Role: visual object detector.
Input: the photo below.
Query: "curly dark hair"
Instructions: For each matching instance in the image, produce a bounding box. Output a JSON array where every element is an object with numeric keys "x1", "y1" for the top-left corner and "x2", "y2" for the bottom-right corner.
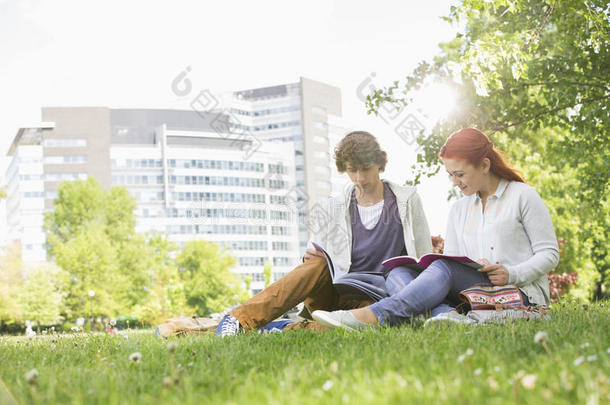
[{"x1": 334, "y1": 131, "x2": 387, "y2": 173}]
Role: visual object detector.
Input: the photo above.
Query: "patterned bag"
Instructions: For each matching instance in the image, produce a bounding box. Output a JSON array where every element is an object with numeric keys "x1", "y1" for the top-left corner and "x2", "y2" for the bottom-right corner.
[{"x1": 457, "y1": 284, "x2": 524, "y2": 313}]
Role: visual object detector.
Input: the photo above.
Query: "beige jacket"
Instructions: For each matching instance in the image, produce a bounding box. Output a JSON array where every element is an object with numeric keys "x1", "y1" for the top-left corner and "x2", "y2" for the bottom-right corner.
[{"x1": 310, "y1": 180, "x2": 433, "y2": 276}]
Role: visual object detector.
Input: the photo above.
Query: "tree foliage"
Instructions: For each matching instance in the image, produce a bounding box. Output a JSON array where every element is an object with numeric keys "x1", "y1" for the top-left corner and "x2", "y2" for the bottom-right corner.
[
  {"x1": 367, "y1": 0, "x2": 609, "y2": 299},
  {"x1": 0, "y1": 244, "x2": 25, "y2": 325},
  {"x1": 133, "y1": 234, "x2": 192, "y2": 325},
  {"x1": 19, "y1": 264, "x2": 65, "y2": 331},
  {"x1": 44, "y1": 179, "x2": 145, "y2": 319},
  {"x1": 176, "y1": 240, "x2": 246, "y2": 316}
]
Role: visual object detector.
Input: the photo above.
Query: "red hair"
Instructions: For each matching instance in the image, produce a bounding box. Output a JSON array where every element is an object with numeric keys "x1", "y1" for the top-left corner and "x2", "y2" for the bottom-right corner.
[{"x1": 439, "y1": 128, "x2": 525, "y2": 183}]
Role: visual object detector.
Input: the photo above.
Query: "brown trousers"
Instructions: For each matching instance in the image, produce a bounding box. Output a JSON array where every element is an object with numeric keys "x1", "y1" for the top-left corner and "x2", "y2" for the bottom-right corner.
[{"x1": 230, "y1": 256, "x2": 373, "y2": 329}]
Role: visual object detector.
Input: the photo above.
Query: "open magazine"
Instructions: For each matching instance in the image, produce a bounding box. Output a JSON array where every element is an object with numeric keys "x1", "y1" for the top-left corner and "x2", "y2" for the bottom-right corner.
[
  {"x1": 311, "y1": 242, "x2": 389, "y2": 302},
  {"x1": 382, "y1": 254, "x2": 482, "y2": 271}
]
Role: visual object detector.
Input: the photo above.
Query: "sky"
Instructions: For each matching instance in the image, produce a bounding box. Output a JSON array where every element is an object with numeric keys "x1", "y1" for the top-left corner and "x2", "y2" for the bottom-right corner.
[{"x1": 0, "y1": 0, "x2": 460, "y2": 236}]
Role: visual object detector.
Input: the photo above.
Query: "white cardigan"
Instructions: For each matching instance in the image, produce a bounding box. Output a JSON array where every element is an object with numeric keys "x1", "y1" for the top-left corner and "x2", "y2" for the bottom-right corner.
[
  {"x1": 444, "y1": 179, "x2": 559, "y2": 305},
  {"x1": 310, "y1": 180, "x2": 433, "y2": 276}
]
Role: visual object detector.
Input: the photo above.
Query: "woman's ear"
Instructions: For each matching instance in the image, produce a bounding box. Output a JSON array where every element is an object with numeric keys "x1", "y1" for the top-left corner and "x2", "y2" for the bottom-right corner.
[{"x1": 480, "y1": 158, "x2": 491, "y2": 174}]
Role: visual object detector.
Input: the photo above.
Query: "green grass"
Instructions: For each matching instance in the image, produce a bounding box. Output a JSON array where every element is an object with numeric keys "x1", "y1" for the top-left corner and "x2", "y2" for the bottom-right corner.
[{"x1": 1, "y1": 303, "x2": 609, "y2": 405}]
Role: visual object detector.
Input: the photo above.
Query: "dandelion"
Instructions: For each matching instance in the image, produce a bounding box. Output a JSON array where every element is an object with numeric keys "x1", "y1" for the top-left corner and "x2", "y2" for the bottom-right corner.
[
  {"x1": 573, "y1": 356, "x2": 585, "y2": 366},
  {"x1": 535, "y1": 331, "x2": 552, "y2": 355},
  {"x1": 474, "y1": 368, "x2": 482, "y2": 376},
  {"x1": 167, "y1": 341, "x2": 179, "y2": 353},
  {"x1": 322, "y1": 380, "x2": 334, "y2": 391},
  {"x1": 586, "y1": 355, "x2": 598, "y2": 362},
  {"x1": 521, "y1": 374, "x2": 537, "y2": 389},
  {"x1": 129, "y1": 352, "x2": 142, "y2": 364},
  {"x1": 162, "y1": 376, "x2": 173, "y2": 388},
  {"x1": 24, "y1": 369, "x2": 38, "y2": 385},
  {"x1": 534, "y1": 331, "x2": 548, "y2": 344},
  {"x1": 487, "y1": 376, "x2": 499, "y2": 390}
]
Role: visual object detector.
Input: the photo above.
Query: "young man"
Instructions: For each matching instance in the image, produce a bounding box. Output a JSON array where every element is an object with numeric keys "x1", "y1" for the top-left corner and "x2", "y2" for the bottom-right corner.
[{"x1": 216, "y1": 131, "x2": 433, "y2": 336}]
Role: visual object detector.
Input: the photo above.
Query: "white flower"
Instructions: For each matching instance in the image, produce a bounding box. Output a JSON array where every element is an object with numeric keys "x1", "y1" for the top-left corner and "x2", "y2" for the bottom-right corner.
[
  {"x1": 607, "y1": 348, "x2": 610, "y2": 354},
  {"x1": 521, "y1": 374, "x2": 537, "y2": 389},
  {"x1": 330, "y1": 362, "x2": 339, "y2": 373},
  {"x1": 534, "y1": 331, "x2": 548, "y2": 344},
  {"x1": 580, "y1": 342, "x2": 590, "y2": 349},
  {"x1": 162, "y1": 376, "x2": 173, "y2": 388},
  {"x1": 322, "y1": 380, "x2": 334, "y2": 391},
  {"x1": 487, "y1": 376, "x2": 499, "y2": 390},
  {"x1": 129, "y1": 352, "x2": 142, "y2": 363},
  {"x1": 573, "y1": 356, "x2": 585, "y2": 366},
  {"x1": 494, "y1": 366, "x2": 501, "y2": 372},
  {"x1": 474, "y1": 368, "x2": 482, "y2": 376},
  {"x1": 25, "y1": 369, "x2": 38, "y2": 384},
  {"x1": 586, "y1": 355, "x2": 598, "y2": 362},
  {"x1": 50, "y1": 344, "x2": 56, "y2": 350},
  {"x1": 167, "y1": 341, "x2": 179, "y2": 353},
  {"x1": 465, "y1": 348, "x2": 474, "y2": 356},
  {"x1": 88, "y1": 290, "x2": 95, "y2": 297},
  {"x1": 457, "y1": 354, "x2": 466, "y2": 363}
]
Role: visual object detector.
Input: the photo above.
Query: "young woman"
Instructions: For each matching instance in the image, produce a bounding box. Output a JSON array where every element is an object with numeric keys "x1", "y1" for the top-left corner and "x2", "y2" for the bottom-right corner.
[{"x1": 313, "y1": 128, "x2": 560, "y2": 329}]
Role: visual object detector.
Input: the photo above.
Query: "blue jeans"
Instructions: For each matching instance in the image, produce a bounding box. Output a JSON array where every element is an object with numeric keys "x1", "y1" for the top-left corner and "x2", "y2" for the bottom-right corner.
[
  {"x1": 385, "y1": 266, "x2": 454, "y2": 319},
  {"x1": 372, "y1": 259, "x2": 494, "y2": 326}
]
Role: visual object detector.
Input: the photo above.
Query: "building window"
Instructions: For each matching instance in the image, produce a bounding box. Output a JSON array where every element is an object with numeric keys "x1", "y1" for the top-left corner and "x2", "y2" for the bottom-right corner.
[{"x1": 43, "y1": 139, "x2": 87, "y2": 148}]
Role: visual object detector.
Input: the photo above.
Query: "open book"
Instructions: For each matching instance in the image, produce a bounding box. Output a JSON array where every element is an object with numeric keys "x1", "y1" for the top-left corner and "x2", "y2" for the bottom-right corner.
[
  {"x1": 311, "y1": 242, "x2": 389, "y2": 302},
  {"x1": 382, "y1": 254, "x2": 482, "y2": 271}
]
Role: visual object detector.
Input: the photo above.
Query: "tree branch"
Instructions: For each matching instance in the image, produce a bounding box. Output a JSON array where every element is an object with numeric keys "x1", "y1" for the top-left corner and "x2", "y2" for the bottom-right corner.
[
  {"x1": 503, "y1": 81, "x2": 610, "y2": 92},
  {"x1": 488, "y1": 93, "x2": 610, "y2": 133}
]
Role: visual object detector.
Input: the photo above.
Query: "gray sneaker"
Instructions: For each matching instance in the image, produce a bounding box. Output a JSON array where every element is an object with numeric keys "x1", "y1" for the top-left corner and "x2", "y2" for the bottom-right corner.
[
  {"x1": 312, "y1": 310, "x2": 376, "y2": 331},
  {"x1": 424, "y1": 312, "x2": 476, "y2": 327}
]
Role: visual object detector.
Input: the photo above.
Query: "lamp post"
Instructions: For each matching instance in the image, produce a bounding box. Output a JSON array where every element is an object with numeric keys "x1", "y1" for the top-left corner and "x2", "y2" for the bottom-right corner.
[{"x1": 88, "y1": 290, "x2": 95, "y2": 331}]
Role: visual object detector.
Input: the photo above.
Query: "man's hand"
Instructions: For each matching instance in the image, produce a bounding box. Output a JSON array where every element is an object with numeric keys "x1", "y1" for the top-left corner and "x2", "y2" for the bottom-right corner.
[
  {"x1": 303, "y1": 249, "x2": 325, "y2": 261},
  {"x1": 479, "y1": 263, "x2": 509, "y2": 286}
]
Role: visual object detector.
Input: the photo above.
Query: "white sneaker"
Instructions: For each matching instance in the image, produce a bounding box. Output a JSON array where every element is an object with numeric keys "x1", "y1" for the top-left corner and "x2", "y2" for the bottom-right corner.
[
  {"x1": 424, "y1": 312, "x2": 476, "y2": 327},
  {"x1": 312, "y1": 310, "x2": 376, "y2": 331}
]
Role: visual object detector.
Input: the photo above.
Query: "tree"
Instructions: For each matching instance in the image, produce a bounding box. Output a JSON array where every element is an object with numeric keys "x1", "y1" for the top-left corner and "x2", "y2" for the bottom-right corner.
[
  {"x1": 0, "y1": 244, "x2": 25, "y2": 326},
  {"x1": 133, "y1": 234, "x2": 192, "y2": 325},
  {"x1": 19, "y1": 264, "x2": 65, "y2": 332},
  {"x1": 54, "y1": 224, "x2": 126, "y2": 319},
  {"x1": 44, "y1": 178, "x2": 152, "y2": 320},
  {"x1": 176, "y1": 240, "x2": 247, "y2": 316},
  {"x1": 366, "y1": 0, "x2": 609, "y2": 299},
  {"x1": 263, "y1": 262, "x2": 273, "y2": 288}
]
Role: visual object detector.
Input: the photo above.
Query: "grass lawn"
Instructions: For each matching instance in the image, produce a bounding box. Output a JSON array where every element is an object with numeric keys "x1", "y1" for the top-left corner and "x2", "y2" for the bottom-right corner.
[{"x1": 0, "y1": 302, "x2": 608, "y2": 405}]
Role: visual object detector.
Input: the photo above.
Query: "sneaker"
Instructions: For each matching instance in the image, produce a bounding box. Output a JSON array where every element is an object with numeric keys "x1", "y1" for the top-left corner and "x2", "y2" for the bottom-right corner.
[
  {"x1": 424, "y1": 311, "x2": 476, "y2": 327},
  {"x1": 311, "y1": 310, "x2": 376, "y2": 331},
  {"x1": 215, "y1": 315, "x2": 243, "y2": 337}
]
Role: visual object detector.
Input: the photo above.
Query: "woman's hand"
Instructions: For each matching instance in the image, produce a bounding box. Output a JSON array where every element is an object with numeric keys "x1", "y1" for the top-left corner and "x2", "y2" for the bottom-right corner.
[{"x1": 479, "y1": 263, "x2": 509, "y2": 286}]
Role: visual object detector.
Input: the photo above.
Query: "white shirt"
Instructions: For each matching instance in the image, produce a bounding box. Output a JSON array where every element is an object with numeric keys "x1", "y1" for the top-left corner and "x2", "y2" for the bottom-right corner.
[
  {"x1": 357, "y1": 200, "x2": 385, "y2": 230},
  {"x1": 444, "y1": 179, "x2": 559, "y2": 305}
]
